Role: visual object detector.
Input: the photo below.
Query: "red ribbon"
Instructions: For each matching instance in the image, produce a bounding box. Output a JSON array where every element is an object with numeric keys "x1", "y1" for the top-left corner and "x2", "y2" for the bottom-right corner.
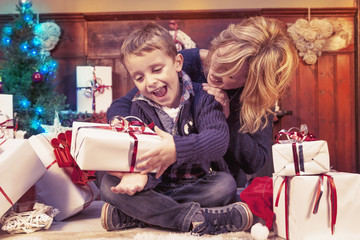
[
  {"x1": 46, "y1": 160, "x2": 57, "y2": 170},
  {"x1": 74, "y1": 118, "x2": 156, "y2": 173},
  {"x1": 0, "y1": 119, "x2": 13, "y2": 139},
  {"x1": 49, "y1": 131, "x2": 96, "y2": 185},
  {"x1": 313, "y1": 174, "x2": 337, "y2": 234},
  {"x1": 275, "y1": 176, "x2": 290, "y2": 240},
  {"x1": 275, "y1": 128, "x2": 317, "y2": 144},
  {"x1": 0, "y1": 138, "x2": 7, "y2": 146},
  {"x1": 275, "y1": 174, "x2": 338, "y2": 240},
  {"x1": 275, "y1": 128, "x2": 317, "y2": 175},
  {"x1": 41, "y1": 134, "x2": 96, "y2": 211},
  {"x1": 0, "y1": 187, "x2": 13, "y2": 205},
  {"x1": 291, "y1": 142, "x2": 300, "y2": 175}
]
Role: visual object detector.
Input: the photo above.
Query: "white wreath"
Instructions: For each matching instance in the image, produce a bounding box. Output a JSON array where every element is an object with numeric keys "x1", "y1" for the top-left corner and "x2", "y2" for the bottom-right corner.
[
  {"x1": 34, "y1": 21, "x2": 61, "y2": 56},
  {"x1": 169, "y1": 30, "x2": 196, "y2": 51},
  {"x1": 287, "y1": 18, "x2": 334, "y2": 65}
]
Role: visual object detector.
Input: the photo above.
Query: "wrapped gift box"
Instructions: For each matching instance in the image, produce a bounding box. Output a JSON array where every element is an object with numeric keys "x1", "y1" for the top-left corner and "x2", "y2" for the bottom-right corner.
[
  {"x1": 272, "y1": 140, "x2": 330, "y2": 176},
  {"x1": 0, "y1": 139, "x2": 46, "y2": 217},
  {"x1": 70, "y1": 121, "x2": 161, "y2": 172},
  {"x1": 0, "y1": 94, "x2": 14, "y2": 139},
  {"x1": 28, "y1": 133, "x2": 99, "y2": 221},
  {"x1": 273, "y1": 172, "x2": 360, "y2": 240},
  {"x1": 76, "y1": 66, "x2": 112, "y2": 113}
]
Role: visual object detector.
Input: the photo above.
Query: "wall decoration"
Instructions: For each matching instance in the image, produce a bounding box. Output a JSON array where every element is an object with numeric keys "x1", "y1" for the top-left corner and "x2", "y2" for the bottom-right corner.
[{"x1": 287, "y1": 8, "x2": 351, "y2": 65}]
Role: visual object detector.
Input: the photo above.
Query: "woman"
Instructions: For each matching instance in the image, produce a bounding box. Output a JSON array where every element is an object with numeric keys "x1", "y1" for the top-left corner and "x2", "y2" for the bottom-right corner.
[{"x1": 106, "y1": 16, "x2": 298, "y2": 187}]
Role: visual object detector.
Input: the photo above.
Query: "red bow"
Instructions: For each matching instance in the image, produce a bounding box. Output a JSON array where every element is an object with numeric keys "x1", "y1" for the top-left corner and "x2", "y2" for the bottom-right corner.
[
  {"x1": 51, "y1": 130, "x2": 96, "y2": 185},
  {"x1": 275, "y1": 126, "x2": 317, "y2": 175}
]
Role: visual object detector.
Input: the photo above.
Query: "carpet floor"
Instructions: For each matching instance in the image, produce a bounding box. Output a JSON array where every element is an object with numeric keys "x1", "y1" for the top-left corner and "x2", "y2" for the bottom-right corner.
[{"x1": 0, "y1": 201, "x2": 282, "y2": 240}]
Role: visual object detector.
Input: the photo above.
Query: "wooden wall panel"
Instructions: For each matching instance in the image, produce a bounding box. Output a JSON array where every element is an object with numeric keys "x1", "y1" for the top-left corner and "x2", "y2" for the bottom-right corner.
[
  {"x1": 318, "y1": 55, "x2": 336, "y2": 169},
  {"x1": 298, "y1": 63, "x2": 318, "y2": 134},
  {"x1": 52, "y1": 21, "x2": 86, "y2": 58},
  {"x1": 335, "y1": 54, "x2": 356, "y2": 171}
]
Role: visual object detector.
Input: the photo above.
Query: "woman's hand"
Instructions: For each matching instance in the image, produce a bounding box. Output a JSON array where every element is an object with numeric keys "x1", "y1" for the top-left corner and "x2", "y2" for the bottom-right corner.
[
  {"x1": 137, "y1": 126, "x2": 176, "y2": 178},
  {"x1": 202, "y1": 83, "x2": 230, "y2": 118}
]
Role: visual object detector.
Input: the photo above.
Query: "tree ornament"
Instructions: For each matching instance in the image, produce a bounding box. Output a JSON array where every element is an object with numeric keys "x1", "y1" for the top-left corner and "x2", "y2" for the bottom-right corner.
[
  {"x1": 32, "y1": 71, "x2": 43, "y2": 83},
  {"x1": 19, "y1": 0, "x2": 32, "y2": 8}
]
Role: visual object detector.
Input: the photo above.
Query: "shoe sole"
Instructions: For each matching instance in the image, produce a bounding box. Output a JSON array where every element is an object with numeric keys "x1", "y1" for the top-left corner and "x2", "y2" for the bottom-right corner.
[
  {"x1": 235, "y1": 202, "x2": 254, "y2": 231},
  {"x1": 101, "y1": 203, "x2": 110, "y2": 231}
]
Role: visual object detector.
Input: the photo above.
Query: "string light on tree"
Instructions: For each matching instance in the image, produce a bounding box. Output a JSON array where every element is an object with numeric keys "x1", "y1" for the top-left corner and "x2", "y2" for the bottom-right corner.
[{"x1": 0, "y1": 0, "x2": 66, "y2": 137}]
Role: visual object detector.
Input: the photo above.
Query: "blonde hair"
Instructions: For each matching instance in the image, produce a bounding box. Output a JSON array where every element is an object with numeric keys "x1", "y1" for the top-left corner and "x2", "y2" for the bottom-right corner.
[
  {"x1": 208, "y1": 16, "x2": 299, "y2": 134},
  {"x1": 119, "y1": 22, "x2": 178, "y2": 65}
]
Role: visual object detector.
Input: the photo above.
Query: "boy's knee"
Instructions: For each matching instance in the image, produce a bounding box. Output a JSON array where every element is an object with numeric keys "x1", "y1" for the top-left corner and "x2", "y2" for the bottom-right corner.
[
  {"x1": 99, "y1": 174, "x2": 117, "y2": 202},
  {"x1": 207, "y1": 172, "x2": 237, "y2": 205}
]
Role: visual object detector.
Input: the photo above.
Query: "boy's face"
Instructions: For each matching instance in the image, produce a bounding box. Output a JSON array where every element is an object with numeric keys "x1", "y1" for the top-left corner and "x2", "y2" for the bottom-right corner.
[{"x1": 125, "y1": 49, "x2": 183, "y2": 108}]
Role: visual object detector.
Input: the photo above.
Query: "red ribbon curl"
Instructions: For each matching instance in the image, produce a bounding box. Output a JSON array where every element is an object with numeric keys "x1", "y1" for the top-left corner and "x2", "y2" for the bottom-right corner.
[{"x1": 51, "y1": 130, "x2": 96, "y2": 185}]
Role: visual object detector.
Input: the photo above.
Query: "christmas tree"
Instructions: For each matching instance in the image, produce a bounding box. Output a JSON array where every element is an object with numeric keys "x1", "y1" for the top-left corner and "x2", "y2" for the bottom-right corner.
[{"x1": 0, "y1": 0, "x2": 67, "y2": 137}]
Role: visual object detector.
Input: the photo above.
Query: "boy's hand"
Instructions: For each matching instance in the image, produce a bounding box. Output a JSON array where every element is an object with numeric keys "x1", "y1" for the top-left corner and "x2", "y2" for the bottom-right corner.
[
  {"x1": 202, "y1": 83, "x2": 230, "y2": 118},
  {"x1": 110, "y1": 173, "x2": 148, "y2": 196},
  {"x1": 137, "y1": 126, "x2": 176, "y2": 178}
]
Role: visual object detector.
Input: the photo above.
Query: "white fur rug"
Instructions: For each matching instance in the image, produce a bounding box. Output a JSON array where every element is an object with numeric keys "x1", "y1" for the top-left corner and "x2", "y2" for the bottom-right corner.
[{"x1": 84, "y1": 231, "x2": 257, "y2": 240}]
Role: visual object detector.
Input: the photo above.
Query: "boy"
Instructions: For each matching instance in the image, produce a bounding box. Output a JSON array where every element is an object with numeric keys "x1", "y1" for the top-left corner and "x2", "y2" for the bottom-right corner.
[{"x1": 100, "y1": 23, "x2": 253, "y2": 235}]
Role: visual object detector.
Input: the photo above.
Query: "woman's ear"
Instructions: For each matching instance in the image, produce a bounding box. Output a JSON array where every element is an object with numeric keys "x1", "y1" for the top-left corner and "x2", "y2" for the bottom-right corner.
[{"x1": 175, "y1": 53, "x2": 184, "y2": 72}]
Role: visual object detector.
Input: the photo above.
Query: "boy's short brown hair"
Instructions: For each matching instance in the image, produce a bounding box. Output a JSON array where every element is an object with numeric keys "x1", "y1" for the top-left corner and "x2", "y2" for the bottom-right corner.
[{"x1": 119, "y1": 23, "x2": 177, "y2": 65}]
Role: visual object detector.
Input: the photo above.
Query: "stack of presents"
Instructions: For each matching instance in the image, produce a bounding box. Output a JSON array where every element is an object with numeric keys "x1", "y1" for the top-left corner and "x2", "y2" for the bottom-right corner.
[
  {"x1": 0, "y1": 66, "x2": 116, "y2": 233},
  {"x1": 270, "y1": 126, "x2": 360, "y2": 240},
  {"x1": 0, "y1": 110, "x2": 161, "y2": 234}
]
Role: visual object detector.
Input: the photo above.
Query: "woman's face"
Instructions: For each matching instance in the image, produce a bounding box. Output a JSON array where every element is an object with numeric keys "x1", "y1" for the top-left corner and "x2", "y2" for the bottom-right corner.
[{"x1": 206, "y1": 44, "x2": 248, "y2": 90}]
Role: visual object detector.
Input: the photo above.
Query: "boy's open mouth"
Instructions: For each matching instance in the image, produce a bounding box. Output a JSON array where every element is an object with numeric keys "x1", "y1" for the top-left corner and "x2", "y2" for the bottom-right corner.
[{"x1": 152, "y1": 86, "x2": 167, "y2": 98}]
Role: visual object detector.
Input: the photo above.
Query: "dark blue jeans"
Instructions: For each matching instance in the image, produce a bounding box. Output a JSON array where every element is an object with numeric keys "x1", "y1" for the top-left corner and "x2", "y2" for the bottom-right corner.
[{"x1": 100, "y1": 171, "x2": 237, "y2": 232}]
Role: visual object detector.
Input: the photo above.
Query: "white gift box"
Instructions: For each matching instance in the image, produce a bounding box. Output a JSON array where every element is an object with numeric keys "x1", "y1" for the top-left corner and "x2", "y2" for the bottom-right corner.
[
  {"x1": 28, "y1": 133, "x2": 99, "y2": 221},
  {"x1": 273, "y1": 172, "x2": 360, "y2": 240},
  {"x1": 70, "y1": 121, "x2": 161, "y2": 172},
  {"x1": 272, "y1": 140, "x2": 330, "y2": 176},
  {"x1": 0, "y1": 139, "x2": 46, "y2": 217},
  {"x1": 76, "y1": 66, "x2": 112, "y2": 113},
  {"x1": 0, "y1": 94, "x2": 14, "y2": 139}
]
